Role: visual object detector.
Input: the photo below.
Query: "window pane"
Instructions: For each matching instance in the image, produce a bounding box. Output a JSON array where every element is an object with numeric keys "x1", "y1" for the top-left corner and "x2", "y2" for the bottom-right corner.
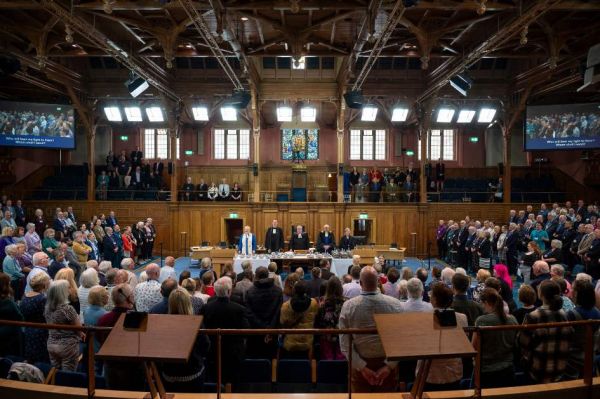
[
  {"x1": 156, "y1": 129, "x2": 168, "y2": 159},
  {"x1": 239, "y1": 129, "x2": 250, "y2": 159},
  {"x1": 144, "y1": 129, "x2": 155, "y2": 158},
  {"x1": 430, "y1": 129, "x2": 441, "y2": 160},
  {"x1": 176, "y1": 137, "x2": 180, "y2": 160},
  {"x1": 375, "y1": 129, "x2": 386, "y2": 160},
  {"x1": 214, "y1": 129, "x2": 225, "y2": 159},
  {"x1": 418, "y1": 139, "x2": 421, "y2": 160},
  {"x1": 226, "y1": 129, "x2": 238, "y2": 159},
  {"x1": 362, "y1": 130, "x2": 373, "y2": 160},
  {"x1": 443, "y1": 129, "x2": 454, "y2": 160},
  {"x1": 349, "y1": 130, "x2": 361, "y2": 160}
]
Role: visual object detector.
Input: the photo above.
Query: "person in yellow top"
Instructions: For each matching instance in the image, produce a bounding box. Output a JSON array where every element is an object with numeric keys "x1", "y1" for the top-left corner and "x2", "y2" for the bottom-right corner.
[
  {"x1": 72, "y1": 231, "x2": 92, "y2": 264},
  {"x1": 279, "y1": 280, "x2": 319, "y2": 356}
]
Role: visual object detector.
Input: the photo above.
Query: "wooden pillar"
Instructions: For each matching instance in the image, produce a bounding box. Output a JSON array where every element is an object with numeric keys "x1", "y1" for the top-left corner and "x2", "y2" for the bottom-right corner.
[
  {"x1": 419, "y1": 129, "x2": 428, "y2": 204},
  {"x1": 251, "y1": 86, "x2": 260, "y2": 203},
  {"x1": 502, "y1": 130, "x2": 511, "y2": 203},
  {"x1": 87, "y1": 126, "x2": 96, "y2": 202},
  {"x1": 337, "y1": 98, "x2": 345, "y2": 203},
  {"x1": 167, "y1": 103, "x2": 179, "y2": 203}
]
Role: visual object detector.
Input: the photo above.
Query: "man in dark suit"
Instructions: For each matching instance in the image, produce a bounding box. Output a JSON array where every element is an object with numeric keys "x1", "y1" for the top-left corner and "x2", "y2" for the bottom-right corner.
[
  {"x1": 456, "y1": 220, "x2": 469, "y2": 267},
  {"x1": 576, "y1": 200, "x2": 586, "y2": 218},
  {"x1": 316, "y1": 224, "x2": 335, "y2": 253},
  {"x1": 264, "y1": 219, "x2": 284, "y2": 252},
  {"x1": 153, "y1": 159, "x2": 164, "y2": 188},
  {"x1": 103, "y1": 227, "x2": 119, "y2": 268},
  {"x1": 319, "y1": 259, "x2": 334, "y2": 281},
  {"x1": 53, "y1": 211, "x2": 67, "y2": 240},
  {"x1": 130, "y1": 146, "x2": 143, "y2": 167},
  {"x1": 106, "y1": 211, "x2": 118, "y2": 228},
  {"x1": 338, "y1": 227, "x2": 356, "y2": 251},
  {"x1": 504, "y1": 223, "x2": 519, "y2": 275},
  {"x1": 197, "y1": 179, "x2": 208, "y2": 201},
  {"x1": 14, "y1": 200, "x2": 26, "y2": 227},
  {"x1": 289, "y1": 225, "x2": 309, "y2": 251},
  {"x1": 203, "y1": 276, "x2": 250, "y2": 384}
]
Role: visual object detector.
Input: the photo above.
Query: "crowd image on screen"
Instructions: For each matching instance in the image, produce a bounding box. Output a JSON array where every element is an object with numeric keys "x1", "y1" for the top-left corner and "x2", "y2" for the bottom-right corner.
[
  {"x1": 526, "y1": 111, "x2": 599, "y2": 140},
  {"x1": 0, "y1": 108, "x2": 74, "y2": 137}
]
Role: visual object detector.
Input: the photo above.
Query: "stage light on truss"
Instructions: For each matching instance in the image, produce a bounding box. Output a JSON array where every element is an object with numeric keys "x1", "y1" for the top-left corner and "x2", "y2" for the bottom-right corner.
[
  {"x1": 145, "y1": 106, "x2": 164, "y2": 122},
  {"x1": 124, "y1": 106, "x2": 143, "y2": 122},
  {"x1": 478, "y1": 107, "x2": 497, "y2": 123},
  {"x1": 220, "y1": 106, "x2": 237, "y2": 121},
  {"x1": 391, "y1": 107, "x2": 409, "y2": 122},
  {"x1": 192, "y1": 106, "x2": 209, "y2": 121},
  {"x1": 276, "y1": 105, "x2": 293, "y2": 122},
  {"x1": 125, "y1": 73, "x2": 149, "y2": 98},
  {"x1": 103, "y1": 106, "x2": 122, "y2": 122},
  {"x1": 436, "y1": 108, "x2": 455, "y2": 123},
  {"x1": 361, "y1": 105, "x2": 378, "y2": 121},
  {"x1": 457, "y1": 109, "x2": 476, "y2": 123}
]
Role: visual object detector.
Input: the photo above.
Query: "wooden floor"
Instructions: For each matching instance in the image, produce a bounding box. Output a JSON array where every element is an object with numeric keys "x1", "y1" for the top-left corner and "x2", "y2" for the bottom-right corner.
[{"x1": 1, "y1": 378, "x2": 599, "y2": 399}]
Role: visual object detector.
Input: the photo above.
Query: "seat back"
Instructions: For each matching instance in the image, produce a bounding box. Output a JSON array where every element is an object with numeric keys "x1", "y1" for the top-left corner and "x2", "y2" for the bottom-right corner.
[
  {"x1": 54, "y1": 370, "x2": 106, "y2": 389},
  {"x1": 277, "y1": 359, "x2": 311, "y2": 383},
  {"x1": 239, "y1": 359, "x2": 272, "y2": 383},
  {"x1": 316, "y1": 360, "x2": 348, "y2": 384},
  {"x1": 0, "y1": 358, "x2": 13, "y2": 379}
]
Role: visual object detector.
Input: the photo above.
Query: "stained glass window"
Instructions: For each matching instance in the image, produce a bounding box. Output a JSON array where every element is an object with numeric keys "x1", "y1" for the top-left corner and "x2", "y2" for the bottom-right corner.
[{"x1": 281, "y1": 128, "x2": 319, "y2": 160}]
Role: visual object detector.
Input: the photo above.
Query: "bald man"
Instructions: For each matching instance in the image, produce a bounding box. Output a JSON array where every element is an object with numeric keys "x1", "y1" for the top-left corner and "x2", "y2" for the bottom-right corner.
[
  {"x1": 316, "y1": 224, "x2": 336, "y2": 254},
  {"x1": 159, "y1": 256, "x2": 177, "y2": 283},
  {"x1": 134, "y1": 263, "x2": 162, "y2": 312},
  {"x1": 339, "y1": 266, "x2": 403, "y2": 392},
  {"x1": 238, "y1": 225, "x2": 256, "y2": 256}
]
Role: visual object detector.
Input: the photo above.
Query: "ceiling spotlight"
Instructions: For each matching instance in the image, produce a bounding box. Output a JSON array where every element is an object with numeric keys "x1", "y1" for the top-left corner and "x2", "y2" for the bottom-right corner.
[
  {"x1": 145, "y1": 106, "x2": 164, "y2": 122},
  {"x1": 103, "y1": 106, "x2": 122, "y2": 122},
  {"x1": 220, "y1": 106, "x2": 237, "y2": 121},
  {"x1": 192, "y1": 106, "x2": 209, "y2": 121},
  {"x1": 103, "y1": 0, "x2": 115, "y2": 14},
  {"x1": 277, "y1": 106, "x2": 293, "y2": 122},
  {"x1": 361, "y1": 105, "x2": 378, "y2": 122},
  {"x1": 125, "y1": 72, "x2": 149, "y2": 98},
  {"x1": 65, "y1": 25, "x2": 73, "y2": 44},
  {"x1": 436, "y1": 108, "x2": 455, "y2": 123},
  {"x1": 520, "y1": 26, "x2": 528, "y2": 46},
  {"x1": 391, "y1": 107, "x2": 409, "y2": 122},
  {"x1": 478, "y1": 107, "x2": 497, "y2": 123},
  {"x1": 240, "y1": 17, "x2": 249, "y2": 21},
  {"x1": 300, "y1": 106, "x2": 316, "y2": 122}
]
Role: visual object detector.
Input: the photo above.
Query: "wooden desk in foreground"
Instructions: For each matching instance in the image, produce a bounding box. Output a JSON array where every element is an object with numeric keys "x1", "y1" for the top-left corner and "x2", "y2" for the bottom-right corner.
[{"x1": 374, "y1": 313, "x2": 476, "y2": 399}]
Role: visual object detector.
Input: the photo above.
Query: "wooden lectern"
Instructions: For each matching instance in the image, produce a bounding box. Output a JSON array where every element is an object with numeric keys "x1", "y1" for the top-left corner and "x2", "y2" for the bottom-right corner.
[
  {"x1": 97, "y1": 314, "x2": 202, "y2": 399},
  {"x1": 374, "y1": 313, "x2": 476, "y2": 399},
  {"x1": 209, "y1": 248, "x2": 237, "y2": 276}
]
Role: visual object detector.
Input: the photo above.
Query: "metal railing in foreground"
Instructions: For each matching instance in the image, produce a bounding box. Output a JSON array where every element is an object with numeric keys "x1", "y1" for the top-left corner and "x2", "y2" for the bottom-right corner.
[{"x1": 0, "y1": 319, "x2": 598, "y2": 399}]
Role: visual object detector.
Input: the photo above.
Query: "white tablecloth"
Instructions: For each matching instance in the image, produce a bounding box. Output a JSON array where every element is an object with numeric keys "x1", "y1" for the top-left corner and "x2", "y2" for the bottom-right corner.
[{"x1": 233, "y1": 256, "x2": 350, "y2": 277}]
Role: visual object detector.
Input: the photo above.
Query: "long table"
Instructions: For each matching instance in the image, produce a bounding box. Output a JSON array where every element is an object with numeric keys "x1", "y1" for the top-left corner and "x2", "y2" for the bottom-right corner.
[{"x1": 232, "y1": 256, "x2": 352, "y2": 277}]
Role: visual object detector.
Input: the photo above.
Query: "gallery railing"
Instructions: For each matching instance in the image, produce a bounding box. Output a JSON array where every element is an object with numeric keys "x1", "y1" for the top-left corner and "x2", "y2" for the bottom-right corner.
[{"x1": 0, "y1": 319, "x2": 598, "y2": 399}]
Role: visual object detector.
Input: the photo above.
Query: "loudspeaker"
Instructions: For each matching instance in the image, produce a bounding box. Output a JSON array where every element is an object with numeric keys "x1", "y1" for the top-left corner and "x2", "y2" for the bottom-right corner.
[
  {"x1": 253, "y1": 163, "x2": 258, "y2": 177},
  {"x1": 225, "y1": 90, "x2": 251, "y2": 109},
  {"x1": 498, "y1": 162, "x2": 504, "y2": 176},
  {"x1": 449, "y1": 73, "x2": 473, "y2": 97},
  {"x1": 344, "y1": 90, "x2": 364, "y2": 109},
  {"x1": 0, "y1": 55, "x2": 20, "y2": 78},
  {"x1": 168, "y1": 162, "x2": 173, "y2": 175},
  {"x1": 125, "y1": 75, "x2": 149, "y2": 98}
]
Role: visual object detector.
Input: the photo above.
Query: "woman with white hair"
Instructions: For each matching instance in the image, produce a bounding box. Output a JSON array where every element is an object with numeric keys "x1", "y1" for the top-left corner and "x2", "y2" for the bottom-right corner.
[
  {"x1": 441, "y1": 267, "x2": 455, "y2": 286},
  {"x1": 3, "y1": 244, "x2": 24, "y2": 299},
  {"x1": 44, "y1": 280, "x2": 83, "y2": 371},
  {"x1": 78, "y1": 268, "x2": 100, "y2": 319},
  {"x1": 543, "y1": 239, "x2": 563, "y2": 264},
  {"x1": 24, "y1": 223, "x2": 42, "y2": 256},
  {"x1": 19, "y1": 272, "x2": 50, "y2": 363}
]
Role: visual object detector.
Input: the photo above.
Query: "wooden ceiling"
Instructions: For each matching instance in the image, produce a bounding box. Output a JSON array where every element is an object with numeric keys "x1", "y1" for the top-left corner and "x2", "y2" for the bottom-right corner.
[{"x1": 0, "y1": 0, "x2": 599, "y2": 120}]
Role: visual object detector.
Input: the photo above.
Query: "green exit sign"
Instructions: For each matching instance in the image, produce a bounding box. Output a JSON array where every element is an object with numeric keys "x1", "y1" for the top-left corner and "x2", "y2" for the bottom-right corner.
[
  {"x1": 120, "y1": 136, "x2": 128, "y2": 141},
  {"x1": 185, "y1": 150, "x2": 193, "y2": 155},
  {"x1": 405, "y1": 150, "x2": 414, "y2": 156},
  {"x1": 469, "y1": 136, "x2": 479, "y2": 143},
  {"x1": 359, "y1": 213, "x2": 368, "y2": 219},
  {"x1": 229, "y1": 213, "x2": 238, "y2": 219}
]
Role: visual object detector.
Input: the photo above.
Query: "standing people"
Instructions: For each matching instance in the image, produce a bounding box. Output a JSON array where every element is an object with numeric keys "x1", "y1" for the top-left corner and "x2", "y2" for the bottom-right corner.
[{"x1": 264, "y1": 219, "x2": 284, "y2": 253}]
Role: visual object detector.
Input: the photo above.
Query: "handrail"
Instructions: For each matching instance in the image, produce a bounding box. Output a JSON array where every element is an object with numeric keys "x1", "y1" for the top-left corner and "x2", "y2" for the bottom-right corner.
[{"x1": 0, "y1": 318, "x2": 598, "y2": 399}]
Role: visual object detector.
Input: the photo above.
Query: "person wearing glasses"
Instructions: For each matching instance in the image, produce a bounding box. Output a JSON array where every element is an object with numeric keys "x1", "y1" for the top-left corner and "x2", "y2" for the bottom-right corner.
[{"x1": 25, "y1": 252, "x2": 51, "y2": 293}]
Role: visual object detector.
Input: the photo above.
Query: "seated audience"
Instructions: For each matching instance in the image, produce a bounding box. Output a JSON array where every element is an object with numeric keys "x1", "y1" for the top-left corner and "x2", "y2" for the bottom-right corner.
[
  {"x1": 382, "y1": 268, "x2": 400, "y2": 299},
  {"x1": 0, "y1": 272, "x2": 24, "y2": 357},
  {"x1": 519, "y1": 280, "x2": 574, "y2": 383},
  {"x1": 474, "y1": 288, "x2": 518, "y2": 388},
  {"x1": 159, "y1": 256, "x2": 177, "y2": 283},
  {"x1": 402, "y1": 278, "x2": 433, "y2": 312},
  {"x1": 44, "y1": 280, "x2": 83, "y2": 371},
  {"x1": 78, "y1": 268, "x2": 100, "y2": 319},
  {"x1": 451, "y1": 273, "x2": 483, "y2": 326},
  {"x1": 55, "y1": 267, "x2": 81, "y2": 314},
  {"x1": 472, "y1": 269, "x2": 491, "y2": 303},
  {"x1": 343, "y1": 265, "x2": 362, "y2": 299},
  {"x1": 134, "y1": 263, "x2": 162, "y2": 312},
  {"x1": 280, "y1": 280, "x2": 319, "y2": 357},
  {"x1": 149, "y1": 278, "x2": 179, "y2": 314}
]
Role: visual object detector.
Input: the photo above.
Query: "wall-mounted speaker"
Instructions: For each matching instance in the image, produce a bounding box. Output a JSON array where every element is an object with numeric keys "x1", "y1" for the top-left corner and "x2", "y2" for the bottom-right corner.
[
  {"x1": 168, "y1": 162, "x2": 173, "y2": 175},
  {"x1": 498, "y1": 162, "x2": 504, "y2": 176},
  {"x1": 343, "y1": 90, "x2": 364, "y2": 109},
  {"x1": 253, "y1": 163, "x2": 258, "y2": 177}
]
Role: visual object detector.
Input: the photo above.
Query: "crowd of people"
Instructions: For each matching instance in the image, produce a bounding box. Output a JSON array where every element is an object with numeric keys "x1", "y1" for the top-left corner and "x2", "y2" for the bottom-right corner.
[
  {"x1": 0, "y1": 108, "x2": 74, "y2": 137},
  {"x1": 181, "y1": 177, "x2": 243, "y2": 201},
  {"x1": 526, "y1": 111, "x2": 599, "y2": 139},
  {"x1": 97, "y1": 149, "x2": 165, "y2": 200}
]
